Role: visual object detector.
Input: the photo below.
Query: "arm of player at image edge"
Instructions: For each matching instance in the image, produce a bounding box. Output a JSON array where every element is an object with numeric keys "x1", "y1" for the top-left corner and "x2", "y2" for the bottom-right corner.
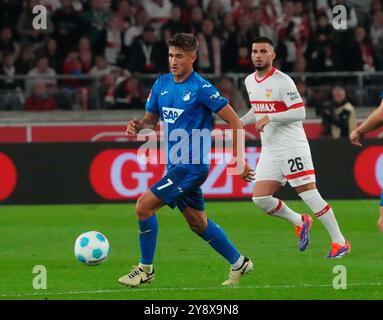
[
  {"x1": 350, "y1": 99, "x2": 383, "y2": 146},
  {"x1": 126, "y1": 112, "x2": 159, "y2": 135},
  {"x1": 216, "y1": 104, "x2": 255, "y2": 182}
]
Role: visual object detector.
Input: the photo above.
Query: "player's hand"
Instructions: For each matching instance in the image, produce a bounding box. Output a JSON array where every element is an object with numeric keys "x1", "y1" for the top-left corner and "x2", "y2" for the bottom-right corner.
[
  {"x1": 255, "y1": 116, "x2": 271, "y2": 132},
  {"x1": 349, "y1": 129, "x2": 364, "y2": 147},
  {"x1": 126, "y1": 118, "x2": 142, "y2": 135},
  {"x1": 239, "y1": 161, "x2": 255, "y2": 182},
  {"x1": 378, "y1": 215, "x2": 383, "y2": 233}
]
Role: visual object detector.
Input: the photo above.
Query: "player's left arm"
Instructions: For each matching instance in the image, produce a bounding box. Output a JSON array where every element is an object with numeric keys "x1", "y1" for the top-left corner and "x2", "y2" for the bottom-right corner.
[{"x1": 217, "y1": 105, "x2": 255, "y2": 181}]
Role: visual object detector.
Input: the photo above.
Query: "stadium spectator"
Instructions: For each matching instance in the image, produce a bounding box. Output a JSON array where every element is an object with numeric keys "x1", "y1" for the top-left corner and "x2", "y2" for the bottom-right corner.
[
  {"x1": 216, "y1": 76, "x2": 248, "y2": 116},
  {"x1": 123, "y1": 9, "x2": 150, "y2": 47},
  {"x1": 103, "y1": 14, "x2": 123, "y2": 65},
  {"x1": 98, "y1": 73, "x2": 117, "y2": 109},
  {"x1": 38, "y1": 38, "x2": 63, "y2": 73},
  {"x1": 113, "y1": 76, "x2": 145, "y2": 109},
  {"x1": 15, "y1": 47, "x2": 35, "y2": 75},
  {"x1": 0, "y1": 52, "x2": 24, "y2": 110},
  {"x1": 197, "y1": 19, "x2": 221, "y2": 76},
  {"x1": 153, "y1": 27, "x2": 172, "y2": 73},
  {"x1": 114, "y1": 0, "x2": 136, "y2": 32},
  {"x1": 24, "y1": 81, "x2": 58, "y2": 111},
  {"x1": 129, "y1": 26, "x2": 158, "y2": 73},
  {"x1": 0, "y1": 26, "x2": 20, "y2": 63},
  {"x1": 89, "y1": 55, "x2": 115, "y2": 88},
  {"x1": 180, "y1": 0, "x2": 200, "y2": 26},
  {"x1": 370, "y1": 9, "x2": 383, "y2": 70},
  {"x1": 188, "y1": 6, "x2": 204, "y2": 34},
  {"x1": 344, "y1": 26, "x2": 375, "y2": 71},
  {"x1": 26, "y1": 56, "x2": 57, "y2": 95},
  {"x1": 205, "y1": 0, "x2": 226, "y2": 31},
  {"x1": 321, "y1": 86, "x2": 357, "y2": 138},
  {"x1": 78, "y1": 36, "x2": 94, "y2": 73},
  {"x1": 251, "y1": 6, "x2": 278, "y2": 46},
  {"x1": 52, "y1": 0, "x2": 85, "y2": 56},
  {"x1": 161, "y1": 6, "x2": 185, "y2": 36},
  {"x1": 82, "y1": 0, "x2": 111, "y2": 54},
  {"x1": 144, "y1": 0, "x2": 172, "y2": 33}
]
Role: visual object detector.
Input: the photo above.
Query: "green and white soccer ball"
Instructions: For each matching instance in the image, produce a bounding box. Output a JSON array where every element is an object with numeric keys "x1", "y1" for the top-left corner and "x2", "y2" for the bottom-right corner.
[{"x1": 74, "y1": 231, "x2": 110, "y2": 266}]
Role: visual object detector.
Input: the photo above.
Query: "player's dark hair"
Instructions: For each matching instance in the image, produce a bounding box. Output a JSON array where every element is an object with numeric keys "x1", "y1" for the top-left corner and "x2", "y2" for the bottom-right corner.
[
  {"x1": 253, "y1": 36, "x2": 275, "y2": 48},
  {"x1": 167, "y1": 33, "x2": 199, "y2": 52}
]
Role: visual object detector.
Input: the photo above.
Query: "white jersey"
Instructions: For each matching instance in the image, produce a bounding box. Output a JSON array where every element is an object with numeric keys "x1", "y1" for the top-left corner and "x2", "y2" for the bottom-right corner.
[{"x1": 244, "y1": 67, "x2": 309, "y2": 158}]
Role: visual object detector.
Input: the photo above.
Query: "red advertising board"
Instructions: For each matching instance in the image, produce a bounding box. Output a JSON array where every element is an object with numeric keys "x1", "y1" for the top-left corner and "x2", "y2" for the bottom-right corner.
[{"x1": 2, "y1": 122, "x2": 383, "y2": 143}]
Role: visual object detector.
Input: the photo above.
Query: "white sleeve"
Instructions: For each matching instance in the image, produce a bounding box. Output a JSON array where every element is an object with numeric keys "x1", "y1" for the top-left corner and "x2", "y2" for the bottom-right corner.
[
  {"x1": 240, "y1": 108, "x2": 257, "y2": 125},
  {"x1": 269, "y1": 107, "x2": 306, "y2": 123}
]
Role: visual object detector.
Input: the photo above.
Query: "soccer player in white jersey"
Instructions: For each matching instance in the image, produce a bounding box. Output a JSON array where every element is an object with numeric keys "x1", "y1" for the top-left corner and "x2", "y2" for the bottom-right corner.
[{"x1": 240, "y1": 37, "x2": 351, "y2": 258}]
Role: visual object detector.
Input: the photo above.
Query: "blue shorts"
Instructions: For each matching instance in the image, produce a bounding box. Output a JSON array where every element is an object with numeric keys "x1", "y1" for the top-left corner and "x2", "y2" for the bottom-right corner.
[
  {"x1": 150, "y1": 164, "x2": 209, "y2": 212},
  {"x1": 380, "y1": 191, "x2": 383, "y2": 206}
]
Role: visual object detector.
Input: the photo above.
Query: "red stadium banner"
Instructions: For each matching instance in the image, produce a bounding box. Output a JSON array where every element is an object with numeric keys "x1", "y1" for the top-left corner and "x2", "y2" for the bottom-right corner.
[
  {"x1": 0, "y1": 152, "x2": 17, "y2": 201},
  {"x1": 1, "y1": 123, "x2": 383, "y2": 143},
  {"x1": 89, "y1": 147, "x2": 261, "y2": 200}
]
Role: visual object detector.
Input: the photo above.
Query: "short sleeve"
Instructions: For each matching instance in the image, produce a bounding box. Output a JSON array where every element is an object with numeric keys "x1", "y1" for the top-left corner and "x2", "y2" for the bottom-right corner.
[
  {"x1": 280, "y1": 77, "x2": 305, "y2": 109},
  {"x1": 198, "y1": 82, "x2": 229, "y2": 113},
  {"x1": 145, "y1": 79, "x2": 160, "y2": 114}
]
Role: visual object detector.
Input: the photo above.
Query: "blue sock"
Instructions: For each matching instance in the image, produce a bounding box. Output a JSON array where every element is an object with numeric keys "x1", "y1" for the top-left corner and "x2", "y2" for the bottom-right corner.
[
  {"x1": 200, "y1": 219, "x2": 241, "y2": 264},
  {"x1": 138, "y1": 214, "x2": 158, "y2": 265}
]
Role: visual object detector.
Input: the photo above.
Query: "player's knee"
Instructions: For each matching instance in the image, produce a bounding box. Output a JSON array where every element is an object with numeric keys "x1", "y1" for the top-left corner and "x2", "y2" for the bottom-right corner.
[
  {"x1": 135, "y1": 196, "x2": 152, "y2": 220},
  {"x1": 252, "y1": 195, "x2": 275, "y2": 213},
  {"x1": 187, "y1": 218, "x2": 207, "y2": 235}
]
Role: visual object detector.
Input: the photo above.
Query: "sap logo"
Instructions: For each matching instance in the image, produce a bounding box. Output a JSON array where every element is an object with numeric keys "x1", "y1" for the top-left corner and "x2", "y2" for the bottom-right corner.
[{"x1": 162, "y1": 107, "x2": 184, "y2": 123}]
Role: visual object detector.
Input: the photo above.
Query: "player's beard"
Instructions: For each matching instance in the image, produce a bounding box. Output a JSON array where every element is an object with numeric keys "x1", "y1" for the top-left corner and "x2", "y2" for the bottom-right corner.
[{"x1": 254, "y1": 62, "x2": 271, "y2": 71}]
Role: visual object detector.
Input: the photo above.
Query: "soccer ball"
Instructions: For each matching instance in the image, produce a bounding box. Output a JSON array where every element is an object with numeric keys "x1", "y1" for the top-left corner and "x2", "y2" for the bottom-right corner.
[{"x1": 74, "y1": 231, "x2": 110, "y2": 266}]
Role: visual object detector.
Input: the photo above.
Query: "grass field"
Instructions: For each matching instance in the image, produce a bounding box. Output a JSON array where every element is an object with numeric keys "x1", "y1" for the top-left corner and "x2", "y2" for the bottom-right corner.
[{"x1": 0, "y1": 200, "x2": 382, "y2": 300}]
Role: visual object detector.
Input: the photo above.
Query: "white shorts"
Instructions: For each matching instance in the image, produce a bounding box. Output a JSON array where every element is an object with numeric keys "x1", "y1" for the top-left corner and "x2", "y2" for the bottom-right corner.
[{"x1": 255, "y1": 151, "x2": 316, "y2": 188}]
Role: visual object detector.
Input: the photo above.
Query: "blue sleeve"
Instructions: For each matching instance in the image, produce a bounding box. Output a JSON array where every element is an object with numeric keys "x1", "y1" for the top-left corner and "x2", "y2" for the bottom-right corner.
[
  {"x1": 145, "y1": 79, "x2": 160, "y2": 114},
  {"x1": 198, "y1": 82, "x2": 229, "y2": 113}
]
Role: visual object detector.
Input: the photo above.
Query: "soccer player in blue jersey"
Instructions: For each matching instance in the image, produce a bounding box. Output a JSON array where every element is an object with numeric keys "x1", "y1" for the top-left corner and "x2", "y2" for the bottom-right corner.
[
  {"x1": 118, "y1": 33, "x2": 255, "y2": 287},
  {"x1": 350, "y1": 92, "x2": 383, "y2": 232}
]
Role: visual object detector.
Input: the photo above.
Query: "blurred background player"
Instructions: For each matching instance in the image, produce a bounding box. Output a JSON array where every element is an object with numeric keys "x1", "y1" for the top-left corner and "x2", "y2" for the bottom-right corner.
[
  {"x1": 118, "y1": 33, "x2": 255, "y2": 287},
  {"x1": 350, "y1": 91, "x2": 383, "y2": 232},
  {"x1": 240, "y1": 37, "x2": 351, "y2": 258}
]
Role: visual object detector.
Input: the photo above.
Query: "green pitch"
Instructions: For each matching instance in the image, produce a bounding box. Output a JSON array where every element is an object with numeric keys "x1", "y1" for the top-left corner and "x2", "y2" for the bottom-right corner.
[{"x1": 0, "y1": 200, "x2": 382, "y2": 300}]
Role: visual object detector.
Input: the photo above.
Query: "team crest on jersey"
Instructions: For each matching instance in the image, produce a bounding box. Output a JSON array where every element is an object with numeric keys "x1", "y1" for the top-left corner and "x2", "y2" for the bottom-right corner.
[
  {"x1": 265, "y1": 88, "x2": 272, "y2": 98},
  {"x1": 182, "y1": 91, "x2": 191, "y2": 101},
  {"x1": 162, "y1": 107, "x2": 184, "y2": 123}
]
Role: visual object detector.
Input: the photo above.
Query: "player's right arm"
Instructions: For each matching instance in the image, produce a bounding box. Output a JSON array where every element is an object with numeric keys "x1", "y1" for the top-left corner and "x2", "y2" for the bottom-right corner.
[
  {"x1": 126, "y1": 112, "x2": 159, "y2": 135},
  {"x1": 126, "y1": 79, "x2": 161, "y2": 135},
  {"x1": 350, "y1": 99, "x2": 383, "y2": 146}
]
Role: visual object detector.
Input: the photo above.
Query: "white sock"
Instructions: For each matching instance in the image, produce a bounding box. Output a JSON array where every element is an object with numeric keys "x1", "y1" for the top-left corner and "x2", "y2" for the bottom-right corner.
[
  {"x1": 139, "y1": 263, "x2": 153, "y2": 274},
  {"x1": 231, "y1": 255, "x2": 245, "y2": 270},
  {"x1": 252, "y1": 196, "x2": 303, "y2": 226},
  {"x1": 299, "y1": 189, "x2": 345, "y2": 245}
]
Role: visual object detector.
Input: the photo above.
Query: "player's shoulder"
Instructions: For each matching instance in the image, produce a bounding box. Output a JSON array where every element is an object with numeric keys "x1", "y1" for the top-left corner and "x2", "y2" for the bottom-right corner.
[
  {"x1": 272, "y1": 68, "x2": 294, "y2": 82},
  {"x1": 244, "y1": 72, "x2": 256, "y2": 86},
  {"x1": 192, "y1": 72, "x2": 215, "y2": 89},
  {"x1": 156, "y1": 73, "x2": 173, "y2": 85}
]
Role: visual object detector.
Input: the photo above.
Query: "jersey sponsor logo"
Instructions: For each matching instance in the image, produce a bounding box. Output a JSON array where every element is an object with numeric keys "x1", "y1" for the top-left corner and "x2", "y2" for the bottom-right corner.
[
  {"x1": 250, "y1": 101, "x2": 290, "y2": 113},
  {"x1": 210, "y1": 91, "x2": 221, "y2": 100},
  {"x1": 162, "y1": 107, "x2": 184, "y2": 123},
  {"x1": 182, "y1": 91, "x2": 191, "y2": 101},
  {"x1": 286, "y1": 91, "x2": 300, "y2": 101},
  {"x1": 252, "y1": 102, "x2": 277, "y2": 112}
]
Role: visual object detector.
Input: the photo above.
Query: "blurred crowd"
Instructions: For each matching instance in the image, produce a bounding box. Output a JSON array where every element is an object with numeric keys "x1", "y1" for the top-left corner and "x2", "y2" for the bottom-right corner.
[{"x1": 0, "y1": 0, "x2": 382, "y2": 112}]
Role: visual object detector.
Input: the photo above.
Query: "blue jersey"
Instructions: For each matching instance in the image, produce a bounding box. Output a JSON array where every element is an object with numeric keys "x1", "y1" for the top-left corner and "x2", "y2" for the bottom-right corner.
[{"x1": 146, "y1": 71, "x2": 229, "y2": 169}]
